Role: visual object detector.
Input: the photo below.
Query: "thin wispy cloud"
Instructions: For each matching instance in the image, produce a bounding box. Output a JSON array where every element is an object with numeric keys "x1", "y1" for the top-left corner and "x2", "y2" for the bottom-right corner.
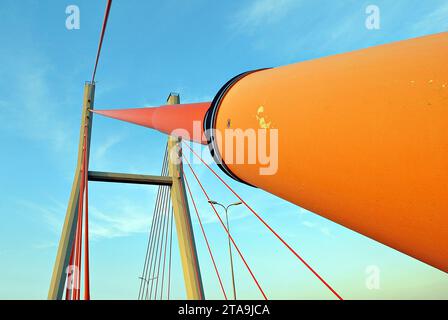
[
  {"x1": 302, "y1": 220, "x2": 315, "y2": 228},
  {"x1": 32, "y1": 241, "x2": 58, "y2": 250},
  {"x1": 95, "y1": 136, "x2": 123, "y2": 159},
  {"x1": 18, "y1": 199, "x2": 66, "y2": 235},
  {"x1": 89, "y1": 204, "x2": 152, "y2": 239},
  {"x1": 91, "y1": 134, "x2": 125, "y2": 168},
  {"x1": 18, "y1": 195, "x2": 154, "y2": 241},
  {"x1": 300, "y1": 215, "x2": 334, "y2": 238},
  {"x1": 231, "y1": 0, "x2": 302, "y2": 34},
  {"x1": 413, "y1": 2, "x2": 448, "y2": 34},
  {"x1": 0, "y1": 57, "x2": 74, "y2": 155},
  {"x1": 301, "y1": 221, "x2": 333, "y2": 238},
  {"x1": 93, "y1": 80, "x2": 123, "y2": 101}
]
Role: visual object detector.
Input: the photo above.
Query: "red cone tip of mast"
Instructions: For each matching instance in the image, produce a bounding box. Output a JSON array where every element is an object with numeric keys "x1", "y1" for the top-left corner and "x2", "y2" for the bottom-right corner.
[{"x1": 91, "y1": 102, "x2": 211, "y2": 144}]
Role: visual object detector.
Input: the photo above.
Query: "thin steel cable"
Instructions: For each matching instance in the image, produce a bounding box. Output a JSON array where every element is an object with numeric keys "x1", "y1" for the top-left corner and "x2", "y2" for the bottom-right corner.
[
  {"x1": 144, "y1": 154, "x2": 169, "y2": 299},
  {"x1": 146, "y1": 150, "x2": 170, "y2": 299},
  {"x1": 144, "y1": 190, "x2": 164, "y2": 299},
  {"x1": 138, "y1": 148, "x2": 168, "y2": 299},
  {"x1": 159, "y1": 201, "x2": 172, "y2": 300},
  {"x1": 167, "y1": 207, "x2": 174, "y2": 300},
  {"x1": 152, "y1": 185, "x2": 168, "y2": 298},
  {"x1": 138, "y1": 153, "x2": 167, "y2": 298},
  {"x1": 138, "y1": 182, "x2": 161, "y2": 299},
  {"x1": 140, "y1": 147, "x2": 168, "y2": 298},
  {"x1": 154, "y1": 185, "x2": 170, "y2": 299}
]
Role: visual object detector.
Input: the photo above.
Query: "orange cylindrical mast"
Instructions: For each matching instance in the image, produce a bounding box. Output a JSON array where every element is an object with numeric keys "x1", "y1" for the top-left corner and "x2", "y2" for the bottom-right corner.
[{"x1": 209, "y1": 32, "x2": 448, "y2": 272}]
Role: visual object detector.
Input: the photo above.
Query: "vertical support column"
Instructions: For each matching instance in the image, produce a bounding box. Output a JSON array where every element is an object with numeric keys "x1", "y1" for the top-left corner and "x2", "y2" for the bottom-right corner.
[
  {"x1": 48, "y1": 82, "x2": 95, "y2": 300},
  {"x1": 167, "y1": 93, "x2": 204, "y2": 300}
]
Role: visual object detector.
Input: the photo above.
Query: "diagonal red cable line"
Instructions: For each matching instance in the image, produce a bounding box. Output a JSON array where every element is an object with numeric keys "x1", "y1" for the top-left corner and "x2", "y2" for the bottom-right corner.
[
  {"x1": 83, "y1": 124, "x2": 90, "y2": 300},
  {"x1": 183, "y1": 174, "x2": 228, "y2": 300},
  {"x1": 65, "y1": 240, "x2": 75, "y2": 300},
  {"x1": 66, "y1": 1, "x2": 111, "y2": 299},
  {"x1": 183, "y1": 142, "x2": 343, "y2": 300},
  {"x1": 91, "y1": 0, "x2": 113, "y2": 83},
  {"x1": 182, "y1": 155, "x2": 267, "y2": 300},
  {"x1": 73, "y1": 126, "x2": 88, "y2": 300}
]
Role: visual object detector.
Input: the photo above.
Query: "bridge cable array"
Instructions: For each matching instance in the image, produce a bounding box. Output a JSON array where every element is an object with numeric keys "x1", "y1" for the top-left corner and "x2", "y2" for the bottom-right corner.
[
  {"x1": 183, "y1": 174, "x2": 228, "y2": 300},
  {"x1": 65, "y1": 124, "x2": 90, "y2": 300},
  {"x1": 74, "y1": 0, "x2": 344, "y2": 300},
  {"x1": 182, "y1": 142, "x2": 343, "y2": 300},
  {"x1": 91, "y1": 0, "x2": 113, "y2": 84},
  {"x1": 182, "y1": 154, "x2": 268, "y2": 300},
  {"x1": 138, "y1": 145, "x2": 174, "y2": 300},
  {"x1": 138, "y1": 146, "x2": 168, "y2": 299}
]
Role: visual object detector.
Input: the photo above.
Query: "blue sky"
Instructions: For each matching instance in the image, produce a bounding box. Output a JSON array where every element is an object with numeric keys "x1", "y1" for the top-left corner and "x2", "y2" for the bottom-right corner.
[{"x1": 0, "y1": 0, "x2": 447, "y2": 299}]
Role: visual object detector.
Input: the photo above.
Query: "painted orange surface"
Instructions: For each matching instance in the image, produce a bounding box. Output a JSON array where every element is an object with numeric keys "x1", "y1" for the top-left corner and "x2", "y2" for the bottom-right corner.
[
  {"x1": 92, "y1": 102, "x2": 210, "y2": 144},
  {"x1": 215, "y1": 33, "x2": 448, "y2": 272}
]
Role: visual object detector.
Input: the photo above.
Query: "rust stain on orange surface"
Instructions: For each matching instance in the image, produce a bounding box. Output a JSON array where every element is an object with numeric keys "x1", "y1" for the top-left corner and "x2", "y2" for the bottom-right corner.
[{"x1": 215, "y1": 32, "x2": 448, "y2": 272}]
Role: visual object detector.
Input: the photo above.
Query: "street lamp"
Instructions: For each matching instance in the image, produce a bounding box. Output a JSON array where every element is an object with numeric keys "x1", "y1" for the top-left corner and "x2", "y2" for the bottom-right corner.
[{"x1": 208, "y1": 199, "x2": 242, "y2": 300}]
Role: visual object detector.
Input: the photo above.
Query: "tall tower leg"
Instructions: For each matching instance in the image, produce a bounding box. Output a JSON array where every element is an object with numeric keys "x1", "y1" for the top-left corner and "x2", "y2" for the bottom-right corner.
[
  {"x1": 167, "y1": 93, "x2": 204, "y2": 300},
  {"x1": 48, "y1": 83, "x2": 95, "y2": 300}
]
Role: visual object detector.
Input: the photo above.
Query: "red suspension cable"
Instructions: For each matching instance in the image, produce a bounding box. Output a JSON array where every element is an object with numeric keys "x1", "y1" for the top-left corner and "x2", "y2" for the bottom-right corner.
[
  {"x1": 73, "y1": 127, "x2": 87, "y2": 300},
  {"x1": 66, "y1": 0, "x2": 109, "y2": 297},
  {"x1": 183, "y1": 142, "x2": 343, "y2": 300},
  {"x1": 66, "y1": 123, "x2": 91, "y2": 300},
  {"x1": 182, "y1": 155, "x2": 267, "y2": 300},
  {"x1": 65, "y1": 240, "x2": 75, "y2": 300},
  {"x1": 183, "y1": 174, "x2": 228, "y2": 300},
  {"x1": 83, "y1": 124, "x2": 91, "y2": 300},
  {"x1": 91, "y1": 0, "x2": 113, "y2": 83}
]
